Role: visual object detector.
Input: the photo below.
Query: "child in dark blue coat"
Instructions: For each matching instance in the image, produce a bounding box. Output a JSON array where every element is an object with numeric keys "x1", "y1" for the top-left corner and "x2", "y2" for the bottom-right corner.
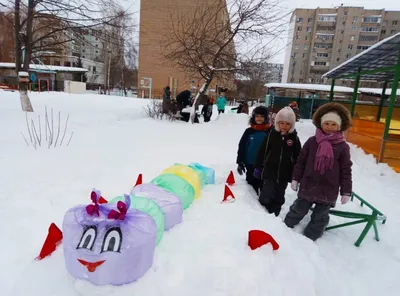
[{"x1": 236, "y1": 106, "x2": 270, "y2": 194}]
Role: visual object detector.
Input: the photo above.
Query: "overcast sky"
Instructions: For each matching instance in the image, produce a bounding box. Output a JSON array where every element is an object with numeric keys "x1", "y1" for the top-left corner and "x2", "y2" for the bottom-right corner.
[{"x1": 124, "y1": 0, "x2": 398, "y2": 64}]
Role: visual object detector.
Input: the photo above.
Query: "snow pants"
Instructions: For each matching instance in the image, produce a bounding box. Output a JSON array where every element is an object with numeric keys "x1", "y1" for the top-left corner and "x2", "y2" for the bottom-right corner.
[
  {"x1": 259, "y1": 179, "x2": 287, "y2": 216},
  {"x1": 245, "y1": 165, "x2": 261, "y2": 195},
  {"x1": 284, "y1": 198, "x2": 331, "y2": 241}
]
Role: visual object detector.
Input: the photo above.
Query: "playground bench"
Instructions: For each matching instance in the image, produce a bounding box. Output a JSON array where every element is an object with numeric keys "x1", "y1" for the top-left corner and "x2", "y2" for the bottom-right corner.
[{"x1": 313, "y1": 192, "x2": 387, "y2": 247}]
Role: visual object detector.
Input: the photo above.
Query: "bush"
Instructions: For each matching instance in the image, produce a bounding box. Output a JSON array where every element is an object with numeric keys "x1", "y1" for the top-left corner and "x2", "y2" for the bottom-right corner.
[{"x1": 143, "y1": 99, "x2": 178, "y2": 121}]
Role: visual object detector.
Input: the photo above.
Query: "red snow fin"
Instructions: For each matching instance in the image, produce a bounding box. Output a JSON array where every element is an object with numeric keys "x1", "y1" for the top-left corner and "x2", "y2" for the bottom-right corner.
[
  {"x1": 134, "y1": 174, "x2": 143, "y2": 187},
  {"x1": 221, "y1": 185, "x2": 235, "y2": 203},
  {"x1": 226, "y1": 171, "x2": 235, "y2": 186},
  {"x1": 248, "y1": 230, "x2": 279, "y2": 251},
  {"x1": 36, "y1": 223, "x2": 63, "y2": 260},
  {"x1": 98, "y1": 196, "x2": 108, "y2": 204}
]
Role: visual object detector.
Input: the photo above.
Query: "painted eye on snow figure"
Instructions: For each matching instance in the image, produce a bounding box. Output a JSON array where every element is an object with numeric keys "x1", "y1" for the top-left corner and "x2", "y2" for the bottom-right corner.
[
  {"x1": 77, "y1": 225, "x2": 97, "y2": 250},
  {"x1": 101, "y1": 227, "x2": 122, "y2": 253}
]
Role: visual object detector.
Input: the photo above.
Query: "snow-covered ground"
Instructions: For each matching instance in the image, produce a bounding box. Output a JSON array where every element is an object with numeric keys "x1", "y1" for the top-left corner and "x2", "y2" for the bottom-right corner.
[{"x1": 1, "y1": 90, "x2": 400, "y2": 296}]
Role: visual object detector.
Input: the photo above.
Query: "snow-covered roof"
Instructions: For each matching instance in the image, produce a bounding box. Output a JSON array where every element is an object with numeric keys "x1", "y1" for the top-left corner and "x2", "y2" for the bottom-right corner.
[
  {"x1": 322, "y1": 32, "x2": 400, "y2": 81},
  {"x1": 359, "y1": 88, "x2": 400, "y2": 96},
  {"x1": 264, "y1": 83, "x2": 356, "y2": 94},
  {"x1": 0, "y1": 62, "x2": 88, "y2": 73}
]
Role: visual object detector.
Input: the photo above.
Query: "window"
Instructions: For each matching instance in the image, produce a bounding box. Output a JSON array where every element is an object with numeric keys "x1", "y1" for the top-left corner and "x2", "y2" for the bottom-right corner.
[
  {"x1": 346, "y1": 54, "x2": 352, "y2": 58},
  {"x1": 305, "y1": 36, "x2": 308, "y2": 40},
  {"x1": 353, "y1": 16, "x2": 358, "y2": 22},
  {"x1": 307, "y1": 27, "x2": 312, "y2": 32},
  {"x1": 293, "y1": 53, "x2": 297, "y2": 57},
  {"x1": 362, "y1": 17, "x2": 380, "y2": 23},
  {"x1": 357, "y1": 45, "x2": 370, "y2": 50},
  {"x1": 361, "y1": 27, "x2": 378, "y2": 32},
  {"x1": 82, "y1": 56, "x2": 85, "y2": 58},
  {"x1": 337, "y1": 58, "x2": 340, "y2": 61},
  {"x1": 350, "y1": 35, "x2": 355, "y2": 41},
  {"x1": 381, "y1": 29, "x2": 386, "y2": 34},
  {"x1": 314, "y1": 43, "x2": 333, "y2": 48},
  {"x1": 296, "y1": 35, "x2": 300, "y2": 39},
  {"x1": 352, "y1": 26, "x2": 357, "y2": 31},
  {"x1": 296, "y1": 17, "x2": 304, "y2": 23},
  {"x1": 93, "y1": 66, "x2": 96, "y2": 73},
  {"x1": 318, "y1": 15, "x2": 336, "y2": 22},
  {"x1": 303, "y1": 53, "x2": 306, "y2": 58},
  {"x1": 359, "y1": 35, "x2": 378, "y2": 42},
  {"x1": 304, "y1": 44, "x2": 309, "y2": 50},
  {"x1": 308, "y1": 17, "x2": 313, "y2": 23},
  {"x1": 295, "y1": 44, "x2": 299, "y2": 49},
  {"x1": 383, "y1": 20, "x2": 388, "y2": 26},
  {"x1": 393, "y1": 21, "x2": 398, "y2": 25},
  {"x1": 313, "y1": 61, "x2": 328, "y2": 66},
  {"x1": 316, "y1": 34, "x2": 334, "y2": 40},
  {"x1": 317, "y1": 53, "x2": 329, "y2": 58},
  {"x1": 391, "y1": 30, "x2": 397, "y2": 34},
  {"x1": 299, "y1": 79, "x2": 304, "y2": 83},
  {"x1": 297, "y1": 26, "x2": 302, "y2": 31},
  {"x1": 348, "y1": 44, "x2": 353, "y2": 49}
]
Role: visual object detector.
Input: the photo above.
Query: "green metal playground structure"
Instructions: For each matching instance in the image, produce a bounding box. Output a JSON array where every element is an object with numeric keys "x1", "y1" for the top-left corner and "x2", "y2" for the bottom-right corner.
[{"x1": 318, "y1": 33, "x2": 400, "y2": 246}]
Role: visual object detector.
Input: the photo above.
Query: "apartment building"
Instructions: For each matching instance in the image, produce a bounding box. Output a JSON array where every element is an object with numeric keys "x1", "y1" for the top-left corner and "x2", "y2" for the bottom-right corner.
[{"x1": 282, "y1": 6, "x2": 400, "y2": 86}]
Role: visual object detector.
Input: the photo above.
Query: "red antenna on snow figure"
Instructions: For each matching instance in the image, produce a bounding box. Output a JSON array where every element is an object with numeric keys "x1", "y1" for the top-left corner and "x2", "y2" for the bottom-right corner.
[
  {"x1": 221, "y1": 185, "x2": 235, "y2": 203},
  {"x1": 36, "y1": 223, "x2": 63, "y2": 260},
  {"x1": 226, "y1": 171, "x2": 235, "y2": 185},
  {"x1": 134, "y1": 174, "x2": 143, "y2": 187}
]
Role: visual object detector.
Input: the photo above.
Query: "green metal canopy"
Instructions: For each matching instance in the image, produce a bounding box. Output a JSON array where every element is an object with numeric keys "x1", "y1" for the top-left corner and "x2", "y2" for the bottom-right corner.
[
  {"x1": 322, "y1": 33, "x2": 400, "y2": 81},
  {"x1": 322, "y1": 32, "x2": 400, "y2": 158}
]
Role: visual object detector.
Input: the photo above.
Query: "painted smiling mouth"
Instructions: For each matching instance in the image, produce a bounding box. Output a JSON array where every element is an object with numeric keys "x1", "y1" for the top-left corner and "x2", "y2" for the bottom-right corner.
[{"x1": 77, "y1": 259, "x2": 106, "y2": 272}]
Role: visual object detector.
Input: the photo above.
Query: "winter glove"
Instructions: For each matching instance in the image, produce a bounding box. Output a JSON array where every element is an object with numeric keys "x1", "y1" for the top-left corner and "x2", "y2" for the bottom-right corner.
[
  {"x1": 291, "y1": 180, "x2": 299, "y2": 192},
  {"x1": 341, "y1": 195, "x2": 350, "y2": 204},
  {"x1": 253, "y1": 168, "x2": 262, "y2": 179},
  {"x1": 237, "y1": 163, "x2": 246, "y2": 175}
]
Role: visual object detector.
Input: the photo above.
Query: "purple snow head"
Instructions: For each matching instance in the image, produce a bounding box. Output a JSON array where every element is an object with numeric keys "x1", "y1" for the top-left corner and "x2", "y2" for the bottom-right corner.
[{"x1": 62, "y1": 190, "x2": 157, "y2": 286}]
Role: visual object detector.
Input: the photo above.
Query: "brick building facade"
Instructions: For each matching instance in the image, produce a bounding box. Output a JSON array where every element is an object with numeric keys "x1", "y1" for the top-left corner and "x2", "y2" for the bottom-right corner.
[{"x1": 138, "y1": 0, "x2": 235, "y2": 99}]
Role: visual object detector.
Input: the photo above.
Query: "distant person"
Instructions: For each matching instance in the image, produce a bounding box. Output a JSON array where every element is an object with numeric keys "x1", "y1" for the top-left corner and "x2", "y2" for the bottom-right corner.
[
  {"x1": 284, "y1": 102, "x2": 352, "y2": 241},
  {"x1": 216, "y1": 93, "x2": 227, "y2": 114},
  {"x1": 236, "y1": 106, "x2": 271, "y2": 194},
  {"x1": 176, "y1": 90, "x2": 191, "y2": 111},
  {"x1": 162, "y1": 86, "x2": 171, "y2": 114},
  {"x1": 201, "y1": 98, "x2": 213, "y2": 122},
  {"x1": 253, "y1": 107, "x2": 301, "y2": 216}
]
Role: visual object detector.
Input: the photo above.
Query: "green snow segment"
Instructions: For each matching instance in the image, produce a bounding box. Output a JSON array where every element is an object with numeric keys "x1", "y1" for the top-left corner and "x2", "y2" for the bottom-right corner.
[{"x1": 109, "y1": 195, "x2": 165, "y2": 245}]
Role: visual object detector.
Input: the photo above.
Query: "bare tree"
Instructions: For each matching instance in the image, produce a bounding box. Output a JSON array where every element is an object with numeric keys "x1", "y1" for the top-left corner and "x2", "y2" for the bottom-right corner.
[
  {"x1": 9, "y1": 0, "x2": 132, "y2": 112},
  {"x1": 162, "y1": 0, "x2": 290, "y2": 122}
]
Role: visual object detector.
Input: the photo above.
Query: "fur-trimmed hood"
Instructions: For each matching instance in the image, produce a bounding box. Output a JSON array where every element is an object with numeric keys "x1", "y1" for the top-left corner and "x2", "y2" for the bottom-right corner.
[
  {"x1": 313, "y1": 102, "x2": 351, "y2": 131},
  {"x1": 275, "y1": 107, "x2": 296, "y2": 133}
]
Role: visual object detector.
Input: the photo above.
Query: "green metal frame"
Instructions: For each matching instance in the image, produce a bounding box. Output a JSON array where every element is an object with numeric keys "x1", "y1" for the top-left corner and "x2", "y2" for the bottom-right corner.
[
  {"x1": 376, "y1": 81, "x2": 388, "y2": 122},
  {"x1": 323, "y1": 192, "x2": 387, "y2": 247},
  {"x1": 383, "y1": 51, "x2": 400, "y2": 140},
  {"x1": 350, "y1": 68, "x2": 361, "y2": 117}
]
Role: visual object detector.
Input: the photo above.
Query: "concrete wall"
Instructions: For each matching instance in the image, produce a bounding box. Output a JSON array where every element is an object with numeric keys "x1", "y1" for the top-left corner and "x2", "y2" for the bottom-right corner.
[{"x1": 64, "y1": 80, "x2": 86, "y2": 93}]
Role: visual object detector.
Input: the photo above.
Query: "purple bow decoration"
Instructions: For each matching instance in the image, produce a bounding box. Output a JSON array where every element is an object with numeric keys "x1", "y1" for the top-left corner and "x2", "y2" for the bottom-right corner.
[
  {"x1": 108, "y1": 194, "x2": 131, "y2": 220},
  {"x1": 86, "y1": 189, "x2": 102, "y2": 217}
]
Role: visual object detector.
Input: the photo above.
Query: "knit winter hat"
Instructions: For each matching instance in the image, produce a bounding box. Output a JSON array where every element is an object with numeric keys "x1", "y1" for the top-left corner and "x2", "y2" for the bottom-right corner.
[
  {"x1": 274, "y1": 107, "x2": 296, "y2": 133},
  {"x1": 321, "y1": 112, "x2": 342, "y2": 129}
]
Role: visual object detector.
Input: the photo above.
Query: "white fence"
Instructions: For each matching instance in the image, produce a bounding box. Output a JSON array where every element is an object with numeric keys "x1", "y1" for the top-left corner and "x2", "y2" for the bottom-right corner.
[{"x1": 64, "y1": 81, "x2": 86, "y2": 94}]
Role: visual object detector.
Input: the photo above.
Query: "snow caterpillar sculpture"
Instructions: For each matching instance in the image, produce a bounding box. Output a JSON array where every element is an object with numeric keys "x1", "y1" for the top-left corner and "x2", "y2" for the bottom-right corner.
[{"x1": 62, "y1": 163, "x2": 215, "y2": 286}]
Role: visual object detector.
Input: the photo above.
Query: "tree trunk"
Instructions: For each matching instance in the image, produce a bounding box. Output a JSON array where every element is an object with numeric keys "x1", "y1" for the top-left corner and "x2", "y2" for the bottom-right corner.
[
  {"x1": 189, "y1": 78, "x2": 212, "y2": 124},
  {"x1": 15, "y1": 0, "x2": 35, "y2": 112}
]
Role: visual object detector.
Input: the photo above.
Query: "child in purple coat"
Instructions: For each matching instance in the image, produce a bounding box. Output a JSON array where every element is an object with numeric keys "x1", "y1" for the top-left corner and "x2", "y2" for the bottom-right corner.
[{"x1": 284, "y1": 103, "x2": 353, "y2": 241}]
